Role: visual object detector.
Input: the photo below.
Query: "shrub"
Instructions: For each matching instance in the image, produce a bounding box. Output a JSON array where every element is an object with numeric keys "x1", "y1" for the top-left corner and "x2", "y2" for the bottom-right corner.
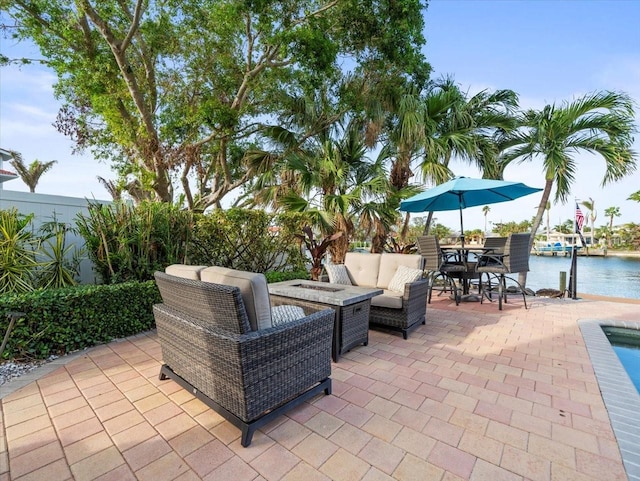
[
  {"x1": 0, "y1": 209, "x2": 39, "y2": 294},
  {"x1": 189, "y1": 209, "x2": 308, "y2": 273},
  {"x1": 264, "y1": 270, "x2": 309, "y2": 283},
  {"x1": 76, "y1": 201, "x2": 193, "y2": 283},
  {"x1": 0, "y1": 281, "x2": 160, "y2": 360}
]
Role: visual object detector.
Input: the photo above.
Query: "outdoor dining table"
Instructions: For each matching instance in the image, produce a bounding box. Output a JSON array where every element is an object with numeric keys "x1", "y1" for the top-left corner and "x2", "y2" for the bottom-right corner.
[{"x1": 440, "y1": 245, "x2": 499, "y2": 300}]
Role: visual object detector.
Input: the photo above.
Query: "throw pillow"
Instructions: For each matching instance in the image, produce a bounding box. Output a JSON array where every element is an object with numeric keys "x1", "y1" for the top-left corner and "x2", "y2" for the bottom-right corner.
[
  {"x1": 271, "y1": 305, "x2": 306, "y2": 326},
  {"x1": 325, "y1": 264, "x2": 352, "y2": 285},
  {"x1": 388, "y1": 265, "x2": 423, "y2": 293}
]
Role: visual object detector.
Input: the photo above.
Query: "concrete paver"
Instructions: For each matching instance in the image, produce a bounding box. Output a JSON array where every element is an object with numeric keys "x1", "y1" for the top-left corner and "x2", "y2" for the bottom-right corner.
[{"x1": 1, "y1": 295, "x2": 638, "y2": 480}]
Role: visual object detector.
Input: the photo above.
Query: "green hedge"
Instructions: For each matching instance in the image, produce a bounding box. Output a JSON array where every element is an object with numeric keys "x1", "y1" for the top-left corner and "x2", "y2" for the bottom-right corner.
[
  {"x1": 0, "y1": 281, "x2": 160, "y2": 360},
  {"x1": 264, "y1": 270, "x2": 310, "y2": 283},
  {"x1": 0, "y1": 269, "x2": 310, "y2": 362}
]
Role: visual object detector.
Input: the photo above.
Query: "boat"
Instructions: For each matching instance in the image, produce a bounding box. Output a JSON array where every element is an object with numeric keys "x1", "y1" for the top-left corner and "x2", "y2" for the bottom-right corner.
[{"x1": 533, "y1": 241, "x2": 582, "y2": 256}]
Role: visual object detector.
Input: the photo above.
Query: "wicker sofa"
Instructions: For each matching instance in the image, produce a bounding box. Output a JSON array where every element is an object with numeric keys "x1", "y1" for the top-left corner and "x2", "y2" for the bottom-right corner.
[
  {"x1": 153, "y1": 265, "x2": 334, "y2": 447},
  {"x1": 326, "y1": 253, "x2": 429, "y2": 339}
]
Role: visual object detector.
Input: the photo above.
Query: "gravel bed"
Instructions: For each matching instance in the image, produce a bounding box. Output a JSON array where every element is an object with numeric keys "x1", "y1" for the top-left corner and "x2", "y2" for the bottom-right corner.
[{"x1": 0, "y1": 356, "x2": 58, "y2": 385}]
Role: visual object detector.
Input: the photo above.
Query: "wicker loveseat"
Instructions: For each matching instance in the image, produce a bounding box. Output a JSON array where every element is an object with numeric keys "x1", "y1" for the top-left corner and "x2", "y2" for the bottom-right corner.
[
  {"x1": 325, "y1": 253, "x2": 429, "y2": 339},
  {"x1": 153, "y1": 265, "x2": 334, "y2": 447}
]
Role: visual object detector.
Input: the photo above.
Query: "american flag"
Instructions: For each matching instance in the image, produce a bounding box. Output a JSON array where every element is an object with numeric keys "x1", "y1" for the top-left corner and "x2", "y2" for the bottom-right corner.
[{"x1": 575, "y1": 203, "x2": 585, "y2": 232}]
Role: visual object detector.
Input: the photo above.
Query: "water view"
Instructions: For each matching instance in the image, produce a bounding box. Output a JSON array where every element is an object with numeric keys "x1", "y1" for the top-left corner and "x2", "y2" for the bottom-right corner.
[{"x1": 526, "y1": 254, "x2": 640, "y2": 300}]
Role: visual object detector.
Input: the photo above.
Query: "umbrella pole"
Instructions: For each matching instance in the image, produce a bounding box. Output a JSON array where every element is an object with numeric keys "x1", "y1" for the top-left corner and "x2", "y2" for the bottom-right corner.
[{"x1": 459, "y1": 206, "x2": 465, "y2": 249}]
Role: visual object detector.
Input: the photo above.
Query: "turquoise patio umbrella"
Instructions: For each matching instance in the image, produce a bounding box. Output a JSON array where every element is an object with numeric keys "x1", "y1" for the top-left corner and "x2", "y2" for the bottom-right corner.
[{"x1": 400, "y1": 177, "x2": 542, "y2": 248}]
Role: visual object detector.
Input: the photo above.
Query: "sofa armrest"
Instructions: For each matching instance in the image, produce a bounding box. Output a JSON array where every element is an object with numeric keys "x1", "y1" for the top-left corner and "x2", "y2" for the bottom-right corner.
[
  {"x1": 401, "y1": 279, "x2": 430, "y2": 312},
  {"x1": 402, "y1": 279, "x2": 430, "y2": 300}
]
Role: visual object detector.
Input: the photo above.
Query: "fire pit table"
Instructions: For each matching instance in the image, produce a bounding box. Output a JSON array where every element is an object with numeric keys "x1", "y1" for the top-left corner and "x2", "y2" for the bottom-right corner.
[{"x1": 268, "y1": 280, "x2": 383, "y2": 362}]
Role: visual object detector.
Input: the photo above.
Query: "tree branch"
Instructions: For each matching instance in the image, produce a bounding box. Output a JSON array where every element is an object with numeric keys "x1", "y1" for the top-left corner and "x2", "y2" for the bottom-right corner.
[{"x1": 121, "y1": 0, "x2": 145, "y2": 52}]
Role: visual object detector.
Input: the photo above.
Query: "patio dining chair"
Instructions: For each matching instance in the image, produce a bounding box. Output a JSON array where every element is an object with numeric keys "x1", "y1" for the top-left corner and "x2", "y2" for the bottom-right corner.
[
  {"x1": 482, "y1": 236, "x2": 507, "y2": 254},
  {"x1": 475, "y1": 232, "x2": 531, "y2": 310},
  {"x1": 417, "y1": 235, "x2": 467, "y2": 305}
]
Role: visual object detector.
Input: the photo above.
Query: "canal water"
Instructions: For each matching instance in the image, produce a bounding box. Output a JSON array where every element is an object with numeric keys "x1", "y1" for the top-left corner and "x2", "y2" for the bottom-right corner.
[{"x1": 525, "y1": 254, "x2": 640, "y2": 300}]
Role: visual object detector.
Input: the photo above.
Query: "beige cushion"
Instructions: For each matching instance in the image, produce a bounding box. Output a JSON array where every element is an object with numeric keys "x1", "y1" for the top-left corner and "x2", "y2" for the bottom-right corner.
[
  {"x1": 165, "y1": 264, "x2": 207, "y2": 280},
  {"x1": 344, "y1": 253, "x2": 381, "y2": 287},
  {"x1": 387, "y1": 265, "x2": 423, "y2": 293},
  {"x1": 200, "y1": 267, "x2": 272, "y2": 331},
  {"x1": 371, "y1": 290, "x2": 403, "y2": 309},
  {"x1": 325, "y1": 264, "x2": 352, "y2": 285},
  {"x1": 376, "y1": 254, "x2": 422, "y2": 289}
]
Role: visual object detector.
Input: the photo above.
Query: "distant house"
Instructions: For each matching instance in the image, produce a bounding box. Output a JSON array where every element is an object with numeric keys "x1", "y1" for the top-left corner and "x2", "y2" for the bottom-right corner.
[{"x1": 0, "y1": 148, "x2": 19, "y2": 188}]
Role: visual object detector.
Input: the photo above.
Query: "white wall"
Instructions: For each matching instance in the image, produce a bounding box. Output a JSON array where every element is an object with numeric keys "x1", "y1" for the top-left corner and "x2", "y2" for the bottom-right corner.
[{"x1": 0, "y1": 189, "x2": 111, "y2": 284}]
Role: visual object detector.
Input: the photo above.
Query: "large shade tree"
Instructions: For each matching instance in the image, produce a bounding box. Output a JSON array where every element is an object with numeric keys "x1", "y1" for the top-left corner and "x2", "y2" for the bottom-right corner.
[{"x1": 2, "y1": 0, "x2": 429, "y2": 209}]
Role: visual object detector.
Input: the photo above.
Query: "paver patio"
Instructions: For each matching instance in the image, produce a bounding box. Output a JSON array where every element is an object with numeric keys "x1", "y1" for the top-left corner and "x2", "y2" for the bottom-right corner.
[{"x1": 1, "y1": 293, "x2": 639, "y2": 481}]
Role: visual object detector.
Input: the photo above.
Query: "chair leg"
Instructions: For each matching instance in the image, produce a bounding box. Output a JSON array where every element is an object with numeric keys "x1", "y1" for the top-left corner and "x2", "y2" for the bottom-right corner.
[
  {"x1": 498, "y1": 275, "x2": 514, "y2": 310},
  {"x1": 453, "y1": 280, "x2": 461, "y2": 305}
]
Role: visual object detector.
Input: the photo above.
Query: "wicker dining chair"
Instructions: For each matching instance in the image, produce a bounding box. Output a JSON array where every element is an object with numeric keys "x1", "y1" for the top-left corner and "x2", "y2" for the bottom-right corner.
[
  {"x1": 482, "y1": 236, "x2": 507, "y2": 253},
  {"x1": 476, "y1": 233, "x2": 531, "y2": 310},
  {"x1": 417, "y1": 235, "x2": 467, "y2": 305}
]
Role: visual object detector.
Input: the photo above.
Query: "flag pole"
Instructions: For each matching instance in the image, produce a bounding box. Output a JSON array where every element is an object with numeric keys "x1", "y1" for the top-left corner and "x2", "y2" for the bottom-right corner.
[{"x1": 570, "y1": 199, "x2": 586, "y2": 300}]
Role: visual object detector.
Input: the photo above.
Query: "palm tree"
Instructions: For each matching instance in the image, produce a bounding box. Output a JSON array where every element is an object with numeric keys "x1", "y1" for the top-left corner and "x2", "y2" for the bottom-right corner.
[
  {"x1": 263, "y1": 119, "x2": 396, "y2": 264},
  {"x1": 482, "y1": 205, "x2": 490, "y2": 236},
  {"x1": 418, "y1": 80, "x2": 520, "y2": 232},
  {"x1": 545, "y1": 201, "x2": 551, "y2": 242},
  {"x1": 581, "y1": 198, "x2": 597, "y2": 247},
  {"x1": 97, "y1": 176, "x2": 124, "y2": 201},
  {"x1": 628, "y1": 191, "x2": 640, "y2": 203},
  {"x1": 604, "y1": 206, "x2": 621, "y2": 247},
  {"x1": 8, "y1": 151, "x2": 57, "y2": 193},
  {"x1": 506, "y1": 91, "x2": 637, "y2": 281}
]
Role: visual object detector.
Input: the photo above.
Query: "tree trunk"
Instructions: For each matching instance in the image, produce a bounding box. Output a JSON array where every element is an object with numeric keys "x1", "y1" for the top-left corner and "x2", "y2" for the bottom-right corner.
[
  {"x1": 370, "y1": 219, "x2": 386, "y2": 253},
  {"x1": 422, "y1": 212, "x2": 435, "y2": 235},
  {"x1": 518, "y1": 178, "x2": 553, "y2": 287},
  {"x1": 328, "y1": 214, "x2": 351, "y2": 264}
]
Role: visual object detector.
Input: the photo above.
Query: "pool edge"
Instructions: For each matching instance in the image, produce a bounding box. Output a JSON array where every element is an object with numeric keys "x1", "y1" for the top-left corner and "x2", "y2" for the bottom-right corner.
[{"x1": 580, "y1": 319, "x2": 640, "y2": 481}]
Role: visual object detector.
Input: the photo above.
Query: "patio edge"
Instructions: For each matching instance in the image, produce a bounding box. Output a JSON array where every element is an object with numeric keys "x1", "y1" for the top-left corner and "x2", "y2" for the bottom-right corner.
[{"x1": 579, "y1": 319, "x2": 640, "y2": 481}]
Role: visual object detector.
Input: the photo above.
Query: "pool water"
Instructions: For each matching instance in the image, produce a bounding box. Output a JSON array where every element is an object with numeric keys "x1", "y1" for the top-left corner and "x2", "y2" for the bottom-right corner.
[{"x1": 603, "y1": 327, "x2": 640, "y2": 393}]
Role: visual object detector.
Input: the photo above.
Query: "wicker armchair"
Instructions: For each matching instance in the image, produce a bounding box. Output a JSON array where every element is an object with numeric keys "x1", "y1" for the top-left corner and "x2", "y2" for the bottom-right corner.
[
  {"x1": 153, "y1": 271, "x2": 334, "y2": 447},
  {"x1": 475, "y1": 233, "x2": 531, "y2": 310}
]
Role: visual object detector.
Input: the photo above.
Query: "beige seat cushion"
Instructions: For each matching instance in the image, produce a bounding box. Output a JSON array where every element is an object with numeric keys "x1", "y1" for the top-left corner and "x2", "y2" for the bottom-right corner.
[
  {"x1": 376, "y1": 254, "x2": 422, "y2": 289},
  {"x1": 370, "y1": 290, "x2": 403, "y2": 309},
  {"x1": 165, "y1": 264, "x2": 207, "y2": 280},
  {"x1": 200, "y1": 267, "x2": 272, "y2": 331},
  {"x1": 344, "y1": 253, "x2": 381, "y2": 287}
]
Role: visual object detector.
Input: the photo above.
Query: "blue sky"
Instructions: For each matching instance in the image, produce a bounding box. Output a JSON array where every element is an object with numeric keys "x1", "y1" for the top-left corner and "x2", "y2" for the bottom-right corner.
[{"x1": 1, "y1": 0, "x2": 639, "y2": 231}]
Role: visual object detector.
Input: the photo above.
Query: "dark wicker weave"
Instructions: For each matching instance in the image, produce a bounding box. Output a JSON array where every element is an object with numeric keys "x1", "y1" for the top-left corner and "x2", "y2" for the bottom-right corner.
[
  {"x1": 153, "y1": 272, "x2": 334, "y2": 446},
  {"x1": 270, "y1": 295, "x2": 370, "y2": 362},
  {"x1": 369, "y1": 279, "x2": 429, "y2": 339},
  {"x1": 476, "y1": 233, "x2": 531, "y2": 310},
  {"x1": 417, "y1": 235, "x2": 466, "y2": 305}
]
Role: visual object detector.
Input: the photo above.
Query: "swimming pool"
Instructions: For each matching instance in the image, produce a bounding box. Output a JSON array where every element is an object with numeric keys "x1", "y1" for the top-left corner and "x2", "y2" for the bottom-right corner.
[
  {"x1": 603, "y1": 326, "x2": 640, "y2": 394},
  {"x1": 580, "y1": 320, "x2": 640, "y2": 481}
]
